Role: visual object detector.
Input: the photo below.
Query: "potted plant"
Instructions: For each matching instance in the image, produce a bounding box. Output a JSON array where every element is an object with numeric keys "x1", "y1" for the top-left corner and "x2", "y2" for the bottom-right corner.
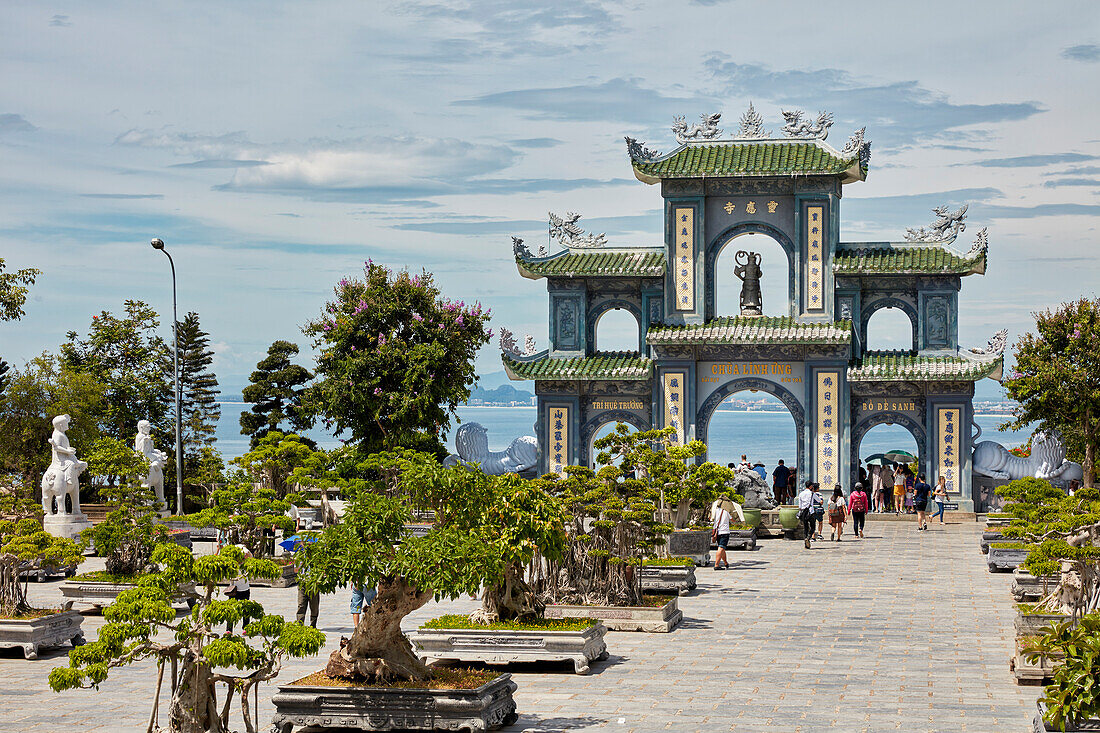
[
  {"x1": 639, "y1": 556, "x2": 696, "y2": 595},
  {"x1": 1026, "y1": 613, "x2": 1100, "y2": 731},
  {"x1": 0, "y1": 487, "x2": 86, "y2": 658},
  {"x1": 50, "y1": 542, "x2": 324, "y2": 733}
]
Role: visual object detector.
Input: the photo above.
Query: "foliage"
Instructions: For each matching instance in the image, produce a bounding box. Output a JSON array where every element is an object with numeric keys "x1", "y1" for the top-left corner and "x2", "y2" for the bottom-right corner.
[
  {"x1": 231, "y1": 431, "x2": 319, "y2": 499},
  {"x1": 239, "y1": 340, "x2": 313, "y2": 448},
  {"x1": 996, "y1": 478, "x2": 1100, "y2": 619},
  {"x1": 1002, "y1": 298, "x2": 1100, "y2": 487},
  {"x1": 179, "y1": 474, "x2": 295, "y2": 559},
  {"x1": 0, "y1": 257, "x2": 40, "y2": 323},
  {"x1": 83, "y1": 437, "x2": 169, "y2": 576},
  {"x1": 302, "y1": 262, "x2": 492, "y2": 456},
  {"x1": 60, "y1": 299, "x2": 173, "y2": 442},
  {"x1": 174, "y1": 312, "x2": 221, "y2": 472},
  {"x1": 188, "y1": 445, "x2": 226, "y2": 510},
  {"x1": 641, "y1": 556, "x2": 695, "y2": 567},
  {"x1": 420, "y1": 614, "x2": 595, "y2": 631},
  {"x1": 290, "y1": 667, "x2": 498, "y2": 691},
  {"x1": 49, "y1": 543, "x2": 324, "y2": 733},
  {"x1": 0, "y1": 488, "x2": 84, "y2": 615},
  {"x1": 0, "y1": 353, "x2": 105, "y2": 488},
  {"x1": 1025, "y1": 613, "x2": 1100, "y2": 730}
]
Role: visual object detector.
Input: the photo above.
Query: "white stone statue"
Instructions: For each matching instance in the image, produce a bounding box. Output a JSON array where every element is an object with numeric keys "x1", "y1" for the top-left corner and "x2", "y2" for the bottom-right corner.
[
  {"x1": 442, "y1": 422, "x2": 539, "y2": 475},
  {"x1": 134, "y1": 419, "x2": 168, "y2": 513},
  {"x1": 41, "y1": 414, "x2": 92, "y2": 539},
  {"x1": 972, "y1": 430, "x2": 1084, "y2": 487}
]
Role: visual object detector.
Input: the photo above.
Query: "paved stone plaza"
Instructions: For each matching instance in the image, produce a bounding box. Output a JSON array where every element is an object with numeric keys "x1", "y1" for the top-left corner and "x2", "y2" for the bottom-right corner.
[{"x1": 1, "y1": 521, "x2": 1039, "y2": 732}]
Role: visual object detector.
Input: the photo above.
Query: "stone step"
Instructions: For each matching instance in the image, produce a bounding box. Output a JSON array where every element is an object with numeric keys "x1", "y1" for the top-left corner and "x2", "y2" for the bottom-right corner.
[{"x1": 865, "y1": 511, "x2": 977, "y2": 523}]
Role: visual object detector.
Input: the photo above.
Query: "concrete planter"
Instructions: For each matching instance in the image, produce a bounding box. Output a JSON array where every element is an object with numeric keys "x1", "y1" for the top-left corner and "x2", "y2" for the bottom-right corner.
[
  {"x1": 409, "y1": 622, "x2": 608, "y2": 674},
  {"x1": 988, "y1": 546, "x2": 1029, "y2": 572},
  {"x1": 1032, "y1": 702, "x2": 1100, "y2": 732},
  {"x1": 985, "y1": 515, "x2": 1011, "y2": 528},
  {"x1": 18, "y1": 561, "x2": 77, "y2": 583},
  {"x1": 740, "y1": 508, "x2": 762, "y2": 528},
  {"x1": 1012, "y1": 570, "x2": 1059, "y2": 602},
  {"x1": 1015, "y1": 611, "x2": 1072, "y2": 638},
  {"x1": 754, "y1": 509, "x2": 793, "y2": 538},
  {"x1": 979, "y1": 531, "x2": 1004, "y2": 554},
  {"x1": 1013, "y1": 637, "x2": 1061, "y2": 684},
  {"x1": 250, "y1": 563, "x2": 297, "y2": 588},
  {"x1": 404, "y1": 523, "x2": 434, "y2": 539},
  {"x1": 270, "y1": 672, "x2": 518, "y2": 732},
  {"x1": 640, "y1": 564, "x2": 697, "y2": 595},
  {"x1": 60, "y1": 579, "x2": 196, "y2": 610},
  {"x1": 544, "y1": 596, "x2": 682, "y2": 633},
  {"x1": 0, "y1": 609, "x2": 84, "y2": 659},
  {"x1": 666, "y1": 530, "x2": 710, "y2": 567},
  {"x1": 726, "y1": 528, "x2": 757, "y2": 551}
]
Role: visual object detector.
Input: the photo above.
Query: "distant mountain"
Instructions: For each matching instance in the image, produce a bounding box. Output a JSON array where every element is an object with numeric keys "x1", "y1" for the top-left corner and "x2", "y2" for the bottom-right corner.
[{"x1": 466, "y1": 383, "x2": 534, "y2": 406}]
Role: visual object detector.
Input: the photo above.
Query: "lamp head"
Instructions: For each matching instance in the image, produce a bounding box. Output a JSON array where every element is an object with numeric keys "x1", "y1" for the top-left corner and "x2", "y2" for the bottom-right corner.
[{"x1": 150, "y1": 238, "x2": 165, "y2": 250}]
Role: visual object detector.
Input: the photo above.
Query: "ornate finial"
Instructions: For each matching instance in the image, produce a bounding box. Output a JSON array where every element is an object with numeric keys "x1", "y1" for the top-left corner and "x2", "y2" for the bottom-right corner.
[
  {"x1": 523, "y1": 334, "x2": 537, "y2": 355},
  {"x1": 624, "y1": 136, "x2": 659, "y2": 162},
  {"x1": 672, "y1": 112, "x2": 723, "y2": 142},
  {"x1": 967, "y1": 328, "x2": 1008, "y2": 357},
  {"x1": 735, "y1": 102, "x2": 769, "y2": 138},
  {"x1": 967, "y1": 227, "x2": 988, "y2": 257},
  {"x1": 780, "y1": 109, "x2": 834, "y2": 140},
  {"x1": 903, "y1": 204, "x2": 969, "y2": 243},
  {"x1": 499, "y1": 328, "x2": 522, "y2": 357},
  {"x1": 511, "y1": 236, "x2": 534, "y2": 259},
  {"x1": 548, "y1": 211, "x2": 607, "y2": 249},
  {"x1": 840, "y1": 126, "x2": 872, "y2": 166}
]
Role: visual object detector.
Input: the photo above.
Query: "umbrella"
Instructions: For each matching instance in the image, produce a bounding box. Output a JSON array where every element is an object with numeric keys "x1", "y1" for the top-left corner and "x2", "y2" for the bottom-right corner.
[
  {"x1": 885, "y1": 449, "x2": 917, "y2": 464},
  {"x1": 863, "y1": 454, "x2": 892, "y2": 467},
  {"x1": 278, "y1": 534, "x2": 317, "y2": 552}
]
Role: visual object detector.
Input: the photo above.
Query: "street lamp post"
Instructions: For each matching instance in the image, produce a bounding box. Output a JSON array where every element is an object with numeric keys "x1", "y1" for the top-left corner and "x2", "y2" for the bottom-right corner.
[{"x1": 150, "y1": 238, "x2": 184, "y2": 514}]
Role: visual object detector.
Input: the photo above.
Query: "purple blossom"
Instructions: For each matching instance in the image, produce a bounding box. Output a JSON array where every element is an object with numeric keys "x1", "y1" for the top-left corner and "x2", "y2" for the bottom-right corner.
[
  {"x1": 413, "y1": 313, "x2": 423, "y2": 322},
  {"x1": 339, "y1": 278, "x2": 348, "y2": 288},
  {"x1": 373, "y1": 387, "x2": 382, "y2": 395},
  {"x1": 487, "y1": 328, "x2": 494, "y2": 338},
  {"x1": 456, "y1": 315, "x2": 464, "y2": 326},
  {"x1": 350, "y1": 345, "x2": 356, "y2": 351}
]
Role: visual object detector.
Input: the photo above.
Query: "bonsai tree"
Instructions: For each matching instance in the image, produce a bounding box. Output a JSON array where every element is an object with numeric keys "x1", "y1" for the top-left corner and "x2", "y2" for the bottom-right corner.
[
  {"x1": 178, "y1": 472, "x2": 296, "y2": 559},
  {"x1": 0, "y1": 486, "x2": 84, "y2": 616},
  {"x1": 231, "y1": 431, "x2": 318, "y2": 499},
  {"x1": 1025, "y1": 613, "x2": 1100, "y2": 731},
  {"x1": 49, "y1": 543, "x2": 324, "y2": 733},
  {"x1": 81, "y1": 437, "x2": 169, "y2": 577},
  {"x1": 997, "y1": 477, "x2": 1100, "y2": 619}
]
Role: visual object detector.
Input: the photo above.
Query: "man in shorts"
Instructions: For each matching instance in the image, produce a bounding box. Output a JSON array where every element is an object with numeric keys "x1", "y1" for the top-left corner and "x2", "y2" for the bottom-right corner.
[{"x1": 712, "y1": 501, "x2": 731, "y2": 570}]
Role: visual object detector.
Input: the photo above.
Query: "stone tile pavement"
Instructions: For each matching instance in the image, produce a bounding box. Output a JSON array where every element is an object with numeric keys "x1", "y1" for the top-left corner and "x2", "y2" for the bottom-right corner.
[{"x1": 0, "y1": 521, "x2": 1039, "y2": 732}]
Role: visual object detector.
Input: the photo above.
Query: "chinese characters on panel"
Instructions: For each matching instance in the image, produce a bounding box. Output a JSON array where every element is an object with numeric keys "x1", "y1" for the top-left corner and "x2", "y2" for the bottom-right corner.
[
  {"x1": 549, "y1": 406, "x2": 569, "y2": 475},
  {"x1": 939, "y1": 407, "x2": 960, "y2": 492},
  {"x1": 673, "y1": 208, "x2": 694, "y2": 311},
  {"x1": 807, "y1": 205, "x2": 824, "y2": 311},
  {"x1": 663, "y1": 372, "x2": 686, "y2": 445},
  {"x1": 816, "y1": 371, "x2": 840, "y2": 487}
]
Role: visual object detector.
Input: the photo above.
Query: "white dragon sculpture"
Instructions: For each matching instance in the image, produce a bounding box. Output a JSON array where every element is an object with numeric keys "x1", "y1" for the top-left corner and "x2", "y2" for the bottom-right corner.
[
  {"x1": 548, "y1": 212, "x2": 607, "y2": 248},
  {"x1": 780, "y1": 109, "x2": 834, "y2": 139},
  {"x1": 672, "y1": 112, "x2": 723, "y2": 141},
  {"x1": 904, "y1": 204, "x2": 968, "y2": 243},
  {"x1": 973, "y1": 430, "x2": 1084, "y2": 486},
  {"x1": 966, "y1": 328, "x2": 1008, "y2": 357},
  {"x1": 442, "y1": 423, "x2": 539, "y2": 476}
]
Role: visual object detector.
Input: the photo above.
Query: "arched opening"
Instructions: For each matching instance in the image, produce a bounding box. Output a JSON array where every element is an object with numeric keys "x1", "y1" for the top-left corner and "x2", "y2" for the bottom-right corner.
[
  {"x1": 594, "y1": 307, "x2": 641, "y2": 353},
  {"x1": 702, "y1": 390, "x2": 799, "y2": 489},
  {"x1": 713, "y1": 232, "x2": 792, "y2": 318},
  {"x1": 587, "y1": 420, "x2": 639, "y2": 468},
  {"x1": 853, "y1": 420, "x2": 923, "y2": 509},
  {"x1": 865, "y1": 305, "x2": 917, "y2": 352}
]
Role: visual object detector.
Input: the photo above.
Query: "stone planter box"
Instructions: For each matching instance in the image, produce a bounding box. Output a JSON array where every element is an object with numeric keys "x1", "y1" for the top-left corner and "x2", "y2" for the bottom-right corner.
[
  {"x1": 270, "y1": 672, "x2": 518, "y2": 732},
  {"x1": 985, "y1": 515, "x2": 1011, "y2": 528},
  {"x1": 60, "y1": 579, "x2": 197, "y2": 610},
  {"x1": 250, "y1": 563, "x2": 297, "y2": 588},
  {"x1": 1015, "y1": 611, "x2": 1072, "y2": 638},
  {"x1": 1032, "y1": 702, "x2": 1100, "y2": 732},
  {"x1": 640, "y1": 564, "x2": 696, "y2": 595},
  {"x1": 755, "y1": 509, "x2": 793, "y2": 538},
  {"x1": 409, "y1": 623, "x2": 608, "y2": 675},
  {"x1": 404, "y1": 523, "x2": 434, "y2": 539},
  {"x1": 1012, "y1": 570, "x2": 1059, "y2": 602},
  {"x1": 18, "y1": 562, "x2": 77, "y2": 583},
  {"x1": 0, "y1": 609, "x2": 84, "y2": 659},
  {"x1": 543, "y1": 595, "x2": 682, "y2": 633},
  {"x1": 979, "y1": 531, "x2": 1004, "y2": 554},
  {"x1": 666, "y1": 530, "x2": 710, "y2": 567},
  {"x1": 988, "y1": 546, "x2": 1029, "y2": 572},
  {"x1": 726, "y1": 528, "x2": 757, "y2": 551},
  {"x1": 1013, "y1": 637, "x2": 1061, "y2": 684}
]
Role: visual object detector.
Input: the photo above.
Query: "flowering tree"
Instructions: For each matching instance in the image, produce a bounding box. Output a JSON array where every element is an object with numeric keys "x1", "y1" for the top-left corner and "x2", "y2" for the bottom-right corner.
[
  {"x1": 1003, "y1": 298, "x2": 1100, "y2": 487},
  {"x1": 302, "y1": 262, "x2": 492, "y2": 456}
]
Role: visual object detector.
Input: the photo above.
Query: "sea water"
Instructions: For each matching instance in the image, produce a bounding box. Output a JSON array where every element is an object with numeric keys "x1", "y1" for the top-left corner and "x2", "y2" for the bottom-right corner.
[{"x1": 214, "y1": 402, "x2": 1030, "y2": 469}]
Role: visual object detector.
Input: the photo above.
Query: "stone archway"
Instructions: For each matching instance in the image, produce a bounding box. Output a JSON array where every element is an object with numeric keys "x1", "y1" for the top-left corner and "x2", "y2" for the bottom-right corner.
[
  {"x1": 705, "y1": 222, "x2": 798, "y2": 320},
  {"x1": 860, "y1": 296, "x2": 919, "y2": 353},
  {"x1": 586, "y1": 299, "x2": 644, "y2": 354},
  {"x1": 850, "y1": 411, "x2": 928, "y2": 486},
  {"x1": 580, "y1": 410, "x2": 652, "y2": 467},
  {"x1": 696, "y1": 377, "x2": 806, "y2": 477}
]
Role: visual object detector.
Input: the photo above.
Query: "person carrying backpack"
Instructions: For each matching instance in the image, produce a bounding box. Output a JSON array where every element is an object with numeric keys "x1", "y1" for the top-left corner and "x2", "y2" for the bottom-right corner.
[
  {"x1": 848, "y1": 482, "x2": 869, "y2": 538},
  {"x1": 827, "y1": 485, "x2": 848, "y2": 541}
]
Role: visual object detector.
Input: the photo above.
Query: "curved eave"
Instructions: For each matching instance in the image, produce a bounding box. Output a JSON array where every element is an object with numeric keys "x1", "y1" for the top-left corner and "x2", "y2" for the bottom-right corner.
[
  {"x1": 502, "y1": 352, "x2": 654, "y2": 382},
  {"x1": 848, "y1": 354, "x2": 1003, "y2": 383}
]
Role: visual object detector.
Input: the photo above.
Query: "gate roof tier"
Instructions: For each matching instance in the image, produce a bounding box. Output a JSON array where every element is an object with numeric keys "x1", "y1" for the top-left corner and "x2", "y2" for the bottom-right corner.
[
  {"x1": 503, "y1": 351, "x2": 653, "y2": 381},
  {"x1": 516, "y1": 248, "x2": 665, "y2": 280},
  {"x1": 646, "y1": 316, "x2": 852, "y2": 345},
  {"x1": 630, "y1": 139, "x2": 865, "y2": 185},
  {"x1": 849, "y1": 350, "x2": 1003, "y2": 382},
  {"x1": 833, "y1": 243, "x2": 986, "y2": 276}
]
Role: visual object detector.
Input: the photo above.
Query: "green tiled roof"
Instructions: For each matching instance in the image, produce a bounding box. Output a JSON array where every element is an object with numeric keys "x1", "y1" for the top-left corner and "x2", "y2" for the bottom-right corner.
[
  {"x1": 632, "y1": 140, "x2": 863, "y2": 184},
  {"x1": 647, "y1": 317, "x2": 852, "y2": 345},
  {"x1": 503, "y1": 352, "x2": 653, "y2": 381},
  {"x1": 834, "y1": 245, "x2": 986, "y2": 276},
  {"x1": 517, "y1": 249, "x2": 665, "y2": 279},
  {"x1": 849, "y1": 351, "x2": 1003, "y2": 382}
]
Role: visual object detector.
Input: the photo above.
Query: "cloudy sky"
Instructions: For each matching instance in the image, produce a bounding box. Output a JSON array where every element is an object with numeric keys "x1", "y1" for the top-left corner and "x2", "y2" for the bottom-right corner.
[{"x1": 2, "y1": 1, "x2": 1098, "y2": 396}]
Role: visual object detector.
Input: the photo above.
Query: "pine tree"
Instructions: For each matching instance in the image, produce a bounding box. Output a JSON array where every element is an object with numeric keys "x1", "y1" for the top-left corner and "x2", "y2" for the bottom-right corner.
[
  {"x1": 240, "y1": 340, "x2": 313, "y2": 448},
  {"x1": 173, "y1": 312, "x2": 221, "y2": 469}
]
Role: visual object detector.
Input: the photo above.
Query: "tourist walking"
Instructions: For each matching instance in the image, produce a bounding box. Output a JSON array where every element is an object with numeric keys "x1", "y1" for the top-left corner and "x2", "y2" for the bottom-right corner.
[
  {"x1": 796, "y1": 480, "x2": 816, "y2": 549},
  {"x1": 294, "y1": 548, "x2": 320, "y2": 628},
  {"x1": 880, "y1": 464, "x2": 894, "y2": 513},
  {"x1": 871, "y1": 465, "x2": 885, "y2": 512},
  {"x1": 224, "y1": 546, "x2": 252, "y2": 634},
  {"x1": 930, "y1": 475, "x2": 949, "y2": 523},
  {"x1": 893, "y1": 466, "x2": 907, "y2": 513},
  {"x1": 711, "y1": 501, "x2": 731, "y2": 570},
  {"x1": 350, "y1": 583, "x2": 378, "y2": 628},
  {"x1": 772, "y1": 459, "x2": 790, "y2": 504},
  {"x1": 812, "y1": 483, "x2": 825, "y2": 540},
  {"x1": 913, "y1": 473, "x2": 932, "y2": 531},
  {"x1": 827, "y1": 485, "x2": 848, "y2": 541},
  {"x1": 848, "y1": 482, "x2": 869, "y2": 538}
]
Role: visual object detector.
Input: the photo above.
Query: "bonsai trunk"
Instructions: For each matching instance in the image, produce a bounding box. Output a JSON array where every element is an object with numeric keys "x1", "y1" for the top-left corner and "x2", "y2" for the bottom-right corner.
[
  {"x1": 324, "y1": 575, "x2": 433, "y2": 683},
  {"x1": 168, "y1": 650, "x2": 219, "y2": 733},
  {"x1": 472, "y1": 562, "x2": 543, "y2": 624},
  {"x1": 0, "y1": 554, "x2": 30, "y2": 616}
]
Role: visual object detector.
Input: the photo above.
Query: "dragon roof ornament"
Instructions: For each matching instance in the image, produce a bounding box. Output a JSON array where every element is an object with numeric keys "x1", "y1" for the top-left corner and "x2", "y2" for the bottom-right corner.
[
  {"x1": 903, "y1": 204, "x2": 969, "y2": 244},
  {"x1": 966, "y1": 328, "x2": 1009, "y2": 357},
  {"x1": 549, "y1": 211, "x2": 607, "y2": 249},
  {"x1": 840, "y1": 126, "x2": 872, "y2": 167},
  {"x1": 624, "y1": 136, "x2": 660, "y2": 162},
  {"x1": 780, "y1": 109, "x2": 834, "y2": 140},
  {"x1": 672, "y1": 112, "x2": 723, "y2": 142},
  {"x1": 499, "y1": 327, "x2": 537, "y2": 357},
  {"x1": 967, "y1": 227, "x2": 989, "y2": 257},
  {"x1": 512, "y1": 236, "x2": 546, "y2": 259}
]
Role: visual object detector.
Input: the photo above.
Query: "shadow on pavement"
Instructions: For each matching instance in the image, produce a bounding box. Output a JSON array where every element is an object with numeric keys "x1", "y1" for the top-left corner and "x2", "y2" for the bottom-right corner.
[{"x1": 504, "y1": 713, "x2": 608, "y2": 732}]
